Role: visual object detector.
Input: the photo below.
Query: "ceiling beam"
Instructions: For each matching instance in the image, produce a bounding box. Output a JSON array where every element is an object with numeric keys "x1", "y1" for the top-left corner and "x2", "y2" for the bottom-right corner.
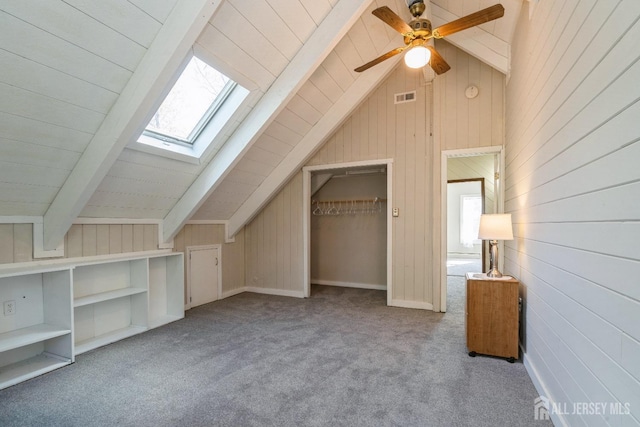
[
  {"x1": 226, "y1": 40, "x2": 403, "y2": 237},
  {"x1": 431, "y1": 4, "x2": 510, "y2": 74},
  {"x1": 161, "y1": 0, "x2": 375, "y2": 243},
  {"x1": 41, "y1": 0, "x2": 222, "y2": 250}
]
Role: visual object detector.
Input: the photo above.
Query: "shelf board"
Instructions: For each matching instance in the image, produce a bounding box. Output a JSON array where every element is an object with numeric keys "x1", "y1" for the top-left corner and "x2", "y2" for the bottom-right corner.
[
  {"x1": 0, "y1": 353, "x2": 71, "y2": 390},
  {"x1": 0, "y1": 324, "x2": 71, "y2": 353},
  {"x1": 74, "y1": 325, "x2": 147, "y2": 355},
  {"x1": 74, "y1": 287, "x2": 147, "y2": 307}
]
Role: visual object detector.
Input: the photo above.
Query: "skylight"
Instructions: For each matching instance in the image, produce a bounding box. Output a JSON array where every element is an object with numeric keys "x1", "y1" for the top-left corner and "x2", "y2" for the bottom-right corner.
[
  {"x1": 144, "y1": 56, "x2": 236, "y2": 145},
  {"x1": 132, "y1": 54, "x2": 251, "y2": 164}
]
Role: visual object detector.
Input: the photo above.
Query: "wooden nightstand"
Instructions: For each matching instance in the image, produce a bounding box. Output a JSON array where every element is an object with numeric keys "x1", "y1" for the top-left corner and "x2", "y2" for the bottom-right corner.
[{"x1": 465, "y1": 272, "x2": 519, "y2": 362}]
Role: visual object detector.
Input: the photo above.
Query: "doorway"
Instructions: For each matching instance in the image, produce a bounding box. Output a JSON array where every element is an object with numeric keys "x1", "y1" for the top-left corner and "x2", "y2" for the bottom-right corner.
[
  {"x1": 447, "y1": 178, "x2": 485, "y2": 276},
  {"x1": 303, "y1": 159, "x2": 393, "y2": 305},
  {"x1": 440, "y1": 147, "x2": 503, "y2": 312},
  {"x1": 186, "y1": 245, "x2": 221, "y2": 309}
]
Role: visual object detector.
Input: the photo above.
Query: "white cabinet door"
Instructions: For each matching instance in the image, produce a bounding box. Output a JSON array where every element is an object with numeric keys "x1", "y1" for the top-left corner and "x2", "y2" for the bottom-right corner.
[{"x1": 188, "y1": 246, "x2": 219, "y2": 308}]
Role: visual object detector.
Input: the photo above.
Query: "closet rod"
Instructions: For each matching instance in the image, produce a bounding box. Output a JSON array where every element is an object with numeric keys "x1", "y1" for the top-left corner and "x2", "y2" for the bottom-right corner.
[{"x1": 312, "y1": 198, "x2": 387, "y2": 204}]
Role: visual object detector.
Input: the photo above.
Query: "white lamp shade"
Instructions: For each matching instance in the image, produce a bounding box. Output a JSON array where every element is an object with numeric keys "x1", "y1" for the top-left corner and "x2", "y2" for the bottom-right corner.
[
  {"x1": 478, "y1": 214, "x2": 513, "y2": 240},
  {"x1": 404, "y1": 46, "x2": 431, "y2": 69}
]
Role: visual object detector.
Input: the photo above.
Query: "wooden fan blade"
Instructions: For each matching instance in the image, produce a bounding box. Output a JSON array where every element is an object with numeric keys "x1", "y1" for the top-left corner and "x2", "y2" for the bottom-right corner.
[
  {"x1": 354, "y1": 47, "x2": 407, "y2": 73},
  {"x1": 426, "y1": 46, "x2": 450, "y2": 75},
  {"x1": 372, "y1": 6, "x2": 413, "y2": 35},
  {"x1": 432, "y1": 4, "x2": 504, "y2": 38}
]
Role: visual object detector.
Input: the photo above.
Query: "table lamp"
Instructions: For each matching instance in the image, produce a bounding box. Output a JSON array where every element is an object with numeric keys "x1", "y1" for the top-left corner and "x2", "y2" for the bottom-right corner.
[{"x1": 478, "y1": 214, "x2": 513, "y2": 278}]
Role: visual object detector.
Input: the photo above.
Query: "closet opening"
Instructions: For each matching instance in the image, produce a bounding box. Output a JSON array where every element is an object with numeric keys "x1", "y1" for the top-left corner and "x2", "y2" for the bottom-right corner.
[{"x1": 303, "y1": 160, "x2": 393, "y2": 304}]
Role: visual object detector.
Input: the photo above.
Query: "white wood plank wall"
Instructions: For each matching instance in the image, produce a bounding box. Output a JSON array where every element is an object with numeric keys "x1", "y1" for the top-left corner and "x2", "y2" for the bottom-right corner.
[
  {"x1": 505, "y1": 1, "x2": 640, "y2": 426},
  {"x1": 244, "y1": 173, "x2": 303, "y2": 294},
  {"x1": 0, "y1": 224, "x2": 159, "y2": 264},
  {"x1": 173, "y1": 224, "x2": 245, "y2": 302},
  {"x1": 244, "y1": 44, "x2": 505, "y2": 308}
]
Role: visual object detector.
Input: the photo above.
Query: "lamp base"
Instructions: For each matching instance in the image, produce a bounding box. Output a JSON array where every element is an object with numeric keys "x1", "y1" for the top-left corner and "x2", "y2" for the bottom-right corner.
[
  {"x1": 486, "y1": 267, "x2": 503, "y2": 278},
  {"x1": 486, "y1": 240, "x2": 503, "y2": 278}
]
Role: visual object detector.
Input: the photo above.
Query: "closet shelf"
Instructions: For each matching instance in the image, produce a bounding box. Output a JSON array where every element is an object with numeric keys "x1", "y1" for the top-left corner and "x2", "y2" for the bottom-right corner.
[{"x1": 312, "y1": 198, "x2": 387, "y2": 204}]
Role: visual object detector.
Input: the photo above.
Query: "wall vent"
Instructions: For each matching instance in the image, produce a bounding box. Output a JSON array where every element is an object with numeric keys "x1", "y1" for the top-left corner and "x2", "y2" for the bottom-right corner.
[{"x1": 394, "y1": 90, "x2": 417, "y2": 104}]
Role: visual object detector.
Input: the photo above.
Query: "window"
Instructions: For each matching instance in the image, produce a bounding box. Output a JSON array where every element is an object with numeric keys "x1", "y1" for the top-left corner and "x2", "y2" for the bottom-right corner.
[
  {"x1": 143, "y1": 56, "x2": 236, "y2": 146},
  {"x1": 131, "y1": 54, "x2": 250, "y2": 164}
]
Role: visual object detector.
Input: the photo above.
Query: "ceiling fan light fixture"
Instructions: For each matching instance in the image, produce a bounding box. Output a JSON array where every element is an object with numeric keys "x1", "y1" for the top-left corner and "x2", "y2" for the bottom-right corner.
[{"x1": 404, "y1": 45, "x2": 431, "y2": 69}]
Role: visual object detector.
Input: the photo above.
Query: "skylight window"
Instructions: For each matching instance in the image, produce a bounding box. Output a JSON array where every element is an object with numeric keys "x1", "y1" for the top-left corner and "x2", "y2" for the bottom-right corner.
[
  {"x1": 132, "y1": 54, "x2": 251, "y2": 164},
  {"x1": 144, "y1": 56, "x2": 236, "y2": 145}
]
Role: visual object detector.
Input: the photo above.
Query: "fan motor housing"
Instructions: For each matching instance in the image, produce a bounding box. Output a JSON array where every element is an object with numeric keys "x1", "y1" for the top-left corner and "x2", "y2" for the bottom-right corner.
[{"x1": 405, "y1": 18, "x2": 432, "y2": 43}]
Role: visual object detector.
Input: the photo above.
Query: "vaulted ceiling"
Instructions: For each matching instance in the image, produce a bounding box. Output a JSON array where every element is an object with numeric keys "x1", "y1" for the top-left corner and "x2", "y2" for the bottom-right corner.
[{"x1": 0, "y1": 0, "x2": 522, "y2": 250}]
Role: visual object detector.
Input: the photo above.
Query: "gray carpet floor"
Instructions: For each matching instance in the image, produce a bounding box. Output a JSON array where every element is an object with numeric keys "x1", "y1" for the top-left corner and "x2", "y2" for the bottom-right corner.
[
  {"x1": 447, "y1": 256, "x2": 482, "y2": 277},
  {"x1": 0, "y1": 279, "x2": 550, "y2": 426}
]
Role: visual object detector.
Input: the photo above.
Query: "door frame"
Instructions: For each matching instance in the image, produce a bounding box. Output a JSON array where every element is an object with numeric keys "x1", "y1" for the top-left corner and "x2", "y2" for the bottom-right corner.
[
  {"x1": 302, "y1": 159, "x2": 394, "y2": 305},
  {"x1": 185, "y1": 244, "x2": 222, "y2": 310},
  {"x1": 440, "y1": 146, "x2": 504, "y2": 312}
]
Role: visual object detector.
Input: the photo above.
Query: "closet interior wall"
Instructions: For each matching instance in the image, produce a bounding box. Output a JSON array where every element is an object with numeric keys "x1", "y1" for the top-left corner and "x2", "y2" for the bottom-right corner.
[{"x1": 310, "y1": 172, "x2": 387, "y2": 290}]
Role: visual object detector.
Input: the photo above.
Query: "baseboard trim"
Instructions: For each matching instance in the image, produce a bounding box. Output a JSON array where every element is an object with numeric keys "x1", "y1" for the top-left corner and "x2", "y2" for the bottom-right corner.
[
  {"x1": 223, "y1": 288, "x2": 431, "y2": 309},
  {"x1": 312, "y1": 279, "x2": 386, "y2": 291},
  {"x1": 523, "y1": 351, "x2": 568, "y2": 427},
  {"x1": 389, "y1": 299, "x2": 434, "y2": 311},
  {"x1": 221, "y1": 287, "x2": 246, "y2": 299},
  {"x1": 220, "y1": 286, "x2": 305, "y2": 300},
  {"x1": 245, "y1": 287, "x2": 304, "y2": 298}
]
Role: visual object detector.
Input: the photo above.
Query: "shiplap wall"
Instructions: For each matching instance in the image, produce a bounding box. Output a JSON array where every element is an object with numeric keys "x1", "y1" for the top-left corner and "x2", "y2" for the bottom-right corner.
[
  {"x1": 172, "y1": 224, "x2": 245, "y2": 302},
  {"x1": 505, "y1": 1, "x2": 640, "y2": 426},
  {"x1": 244, "y1": 173, "x2": 304, "y2": 296},
  {"x1": 433, "y1": 40, "x2": 505, "y2": 150},
  {"x1": 244, "y1": 43, "x2": 505, "y2": 308},
  {"x1": 0, "y1": 223, "x2": 159, "y2": 264}
]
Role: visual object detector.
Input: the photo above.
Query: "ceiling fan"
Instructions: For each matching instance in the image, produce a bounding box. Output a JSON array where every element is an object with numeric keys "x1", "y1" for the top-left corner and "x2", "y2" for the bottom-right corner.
[{"x1": 354, "y1": 0, "x2": 505, "y2": 74}]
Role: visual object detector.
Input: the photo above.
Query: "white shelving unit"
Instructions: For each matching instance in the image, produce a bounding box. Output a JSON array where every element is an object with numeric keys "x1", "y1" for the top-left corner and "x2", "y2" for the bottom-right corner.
[
  {"x1": 0, "y1": 250, "x2": 184, "y2": 389},
  {"x1": 73, "y1": 258, "x2": 149, "y2": 355},
  {"x1": 0, "y1": 268, "x2": 73, "y2": 390},
  {"x1": 148, "y1": 254, "x2": 184, "y2": 329}
]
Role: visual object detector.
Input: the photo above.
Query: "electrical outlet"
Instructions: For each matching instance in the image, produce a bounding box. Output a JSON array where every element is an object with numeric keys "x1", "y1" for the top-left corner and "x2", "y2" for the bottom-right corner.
[{"x1": 4, "y1": 300, "x2": 16, "y2": 316}]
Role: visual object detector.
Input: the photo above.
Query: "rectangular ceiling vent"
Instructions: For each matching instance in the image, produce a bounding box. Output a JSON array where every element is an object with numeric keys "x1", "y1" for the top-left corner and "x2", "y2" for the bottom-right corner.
[{"x1": 394, "y1": 90, "x2": 417, "y2": 104}]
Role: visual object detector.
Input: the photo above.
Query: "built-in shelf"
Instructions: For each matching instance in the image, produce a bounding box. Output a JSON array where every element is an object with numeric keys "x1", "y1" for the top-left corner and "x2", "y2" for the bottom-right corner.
[
  {"x1": 74, "y1": 325, "x2": 148, "y2": 355},
  {"x1": 0, "y1": 353, "x2": 71, "y2": 390},
  {"x1": 0, "y1": 250, "x2": 184, "y2": 389},
  {"x1": 74, "y1": 287, "x2": 147, "y2": 308},
  {"x1": 0, "y1": 268, "x2": 73, "y2": 390},
  {"x1": 0, "y1": 324, "x2": 71, "y2": 353}
]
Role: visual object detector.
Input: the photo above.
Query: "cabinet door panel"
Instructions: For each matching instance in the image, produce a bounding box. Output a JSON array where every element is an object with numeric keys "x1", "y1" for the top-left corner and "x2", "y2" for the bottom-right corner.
[{"x1": 466, "y1": 275, "x2": 519, "y2": 359}]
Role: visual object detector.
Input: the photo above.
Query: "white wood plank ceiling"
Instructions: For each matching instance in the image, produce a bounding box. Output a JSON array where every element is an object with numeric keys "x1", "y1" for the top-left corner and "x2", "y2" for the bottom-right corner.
[{"x1": 0, "y1": 0, "x2": 522, "y2": 247}]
